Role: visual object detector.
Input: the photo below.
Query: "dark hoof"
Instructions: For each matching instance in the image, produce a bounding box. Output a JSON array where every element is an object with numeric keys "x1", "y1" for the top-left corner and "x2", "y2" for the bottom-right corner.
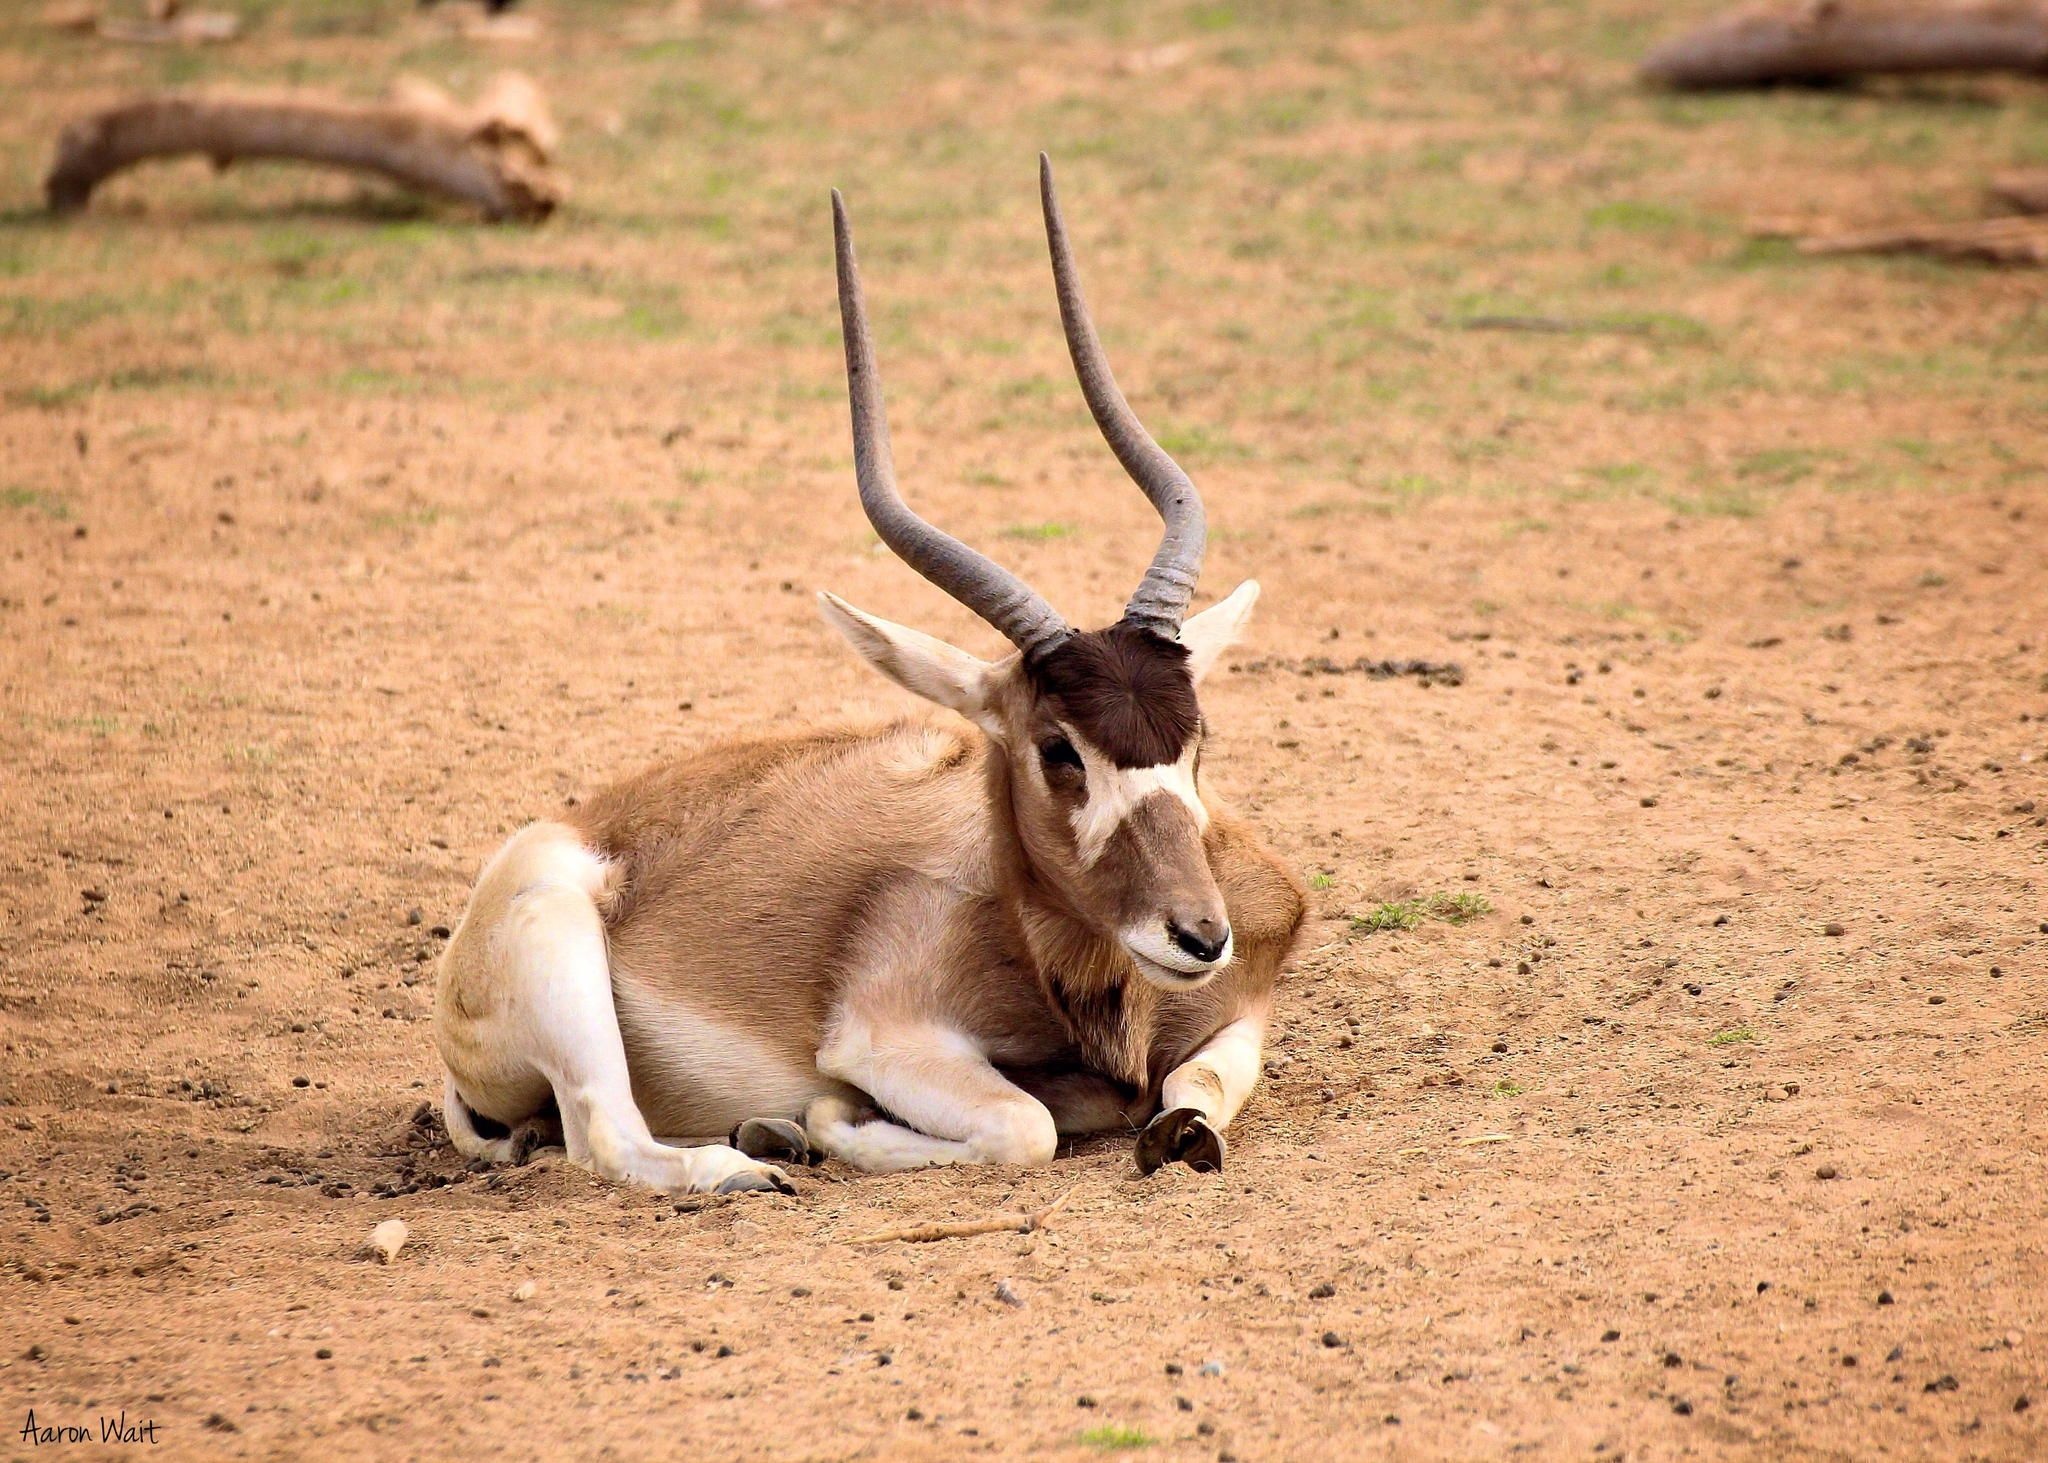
[
  {"x1": 730, "y1": 1117, "x2": 819, "y2": 1166},
  {"x1": 1134, "y1": 1108, "x2": 1227, "y2": 1177},
  {"x1": 714, "y1": 1167, "x2": 794, "y2": 1196},
  {"x1": 508, "y1": 1115, "x2": 563, "y2": 1166}
]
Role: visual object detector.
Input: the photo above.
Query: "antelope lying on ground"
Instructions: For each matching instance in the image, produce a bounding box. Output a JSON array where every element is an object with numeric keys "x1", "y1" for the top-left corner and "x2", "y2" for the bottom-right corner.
[{"x1": 434, "y1": 158, "x2": 1305, "y2": 1194}]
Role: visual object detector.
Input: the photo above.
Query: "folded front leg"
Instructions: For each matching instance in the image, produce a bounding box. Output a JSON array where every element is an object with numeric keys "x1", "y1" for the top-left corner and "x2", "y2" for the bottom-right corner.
[
  {"x1": 1136, "y1": 1013, "x2": 1267, "y2": 1176},
  {"x1": 812, "y1": 1016, "x2": 1058, "y2": 1174}
]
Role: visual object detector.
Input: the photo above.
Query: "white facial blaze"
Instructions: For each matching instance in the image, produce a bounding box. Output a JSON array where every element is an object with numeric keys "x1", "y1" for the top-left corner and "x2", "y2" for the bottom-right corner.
[{"x1": 1062, "y1": 725, "x2": 1206, "y2": 869}]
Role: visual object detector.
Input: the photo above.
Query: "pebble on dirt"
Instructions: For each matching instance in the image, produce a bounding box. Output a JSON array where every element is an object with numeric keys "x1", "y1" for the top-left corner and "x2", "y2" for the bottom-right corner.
[
  {"x1": 369, "y1": 1218, "x2": 409, "y2": 1264},
  {"x1": 514, "y1": 1280, "x2": 537, "y2": 1302}
]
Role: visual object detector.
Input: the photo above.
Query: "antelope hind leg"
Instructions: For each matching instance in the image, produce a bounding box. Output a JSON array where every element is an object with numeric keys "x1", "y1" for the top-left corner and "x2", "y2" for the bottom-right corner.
[{"x1": 435, "y1": 823, "x2": 796, "y2": 1197}]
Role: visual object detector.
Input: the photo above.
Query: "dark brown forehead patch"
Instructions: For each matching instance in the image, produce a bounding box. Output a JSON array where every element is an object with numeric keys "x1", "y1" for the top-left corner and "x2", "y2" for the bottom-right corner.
[{"x1": 1030, "y1": 622, "x2": 1199, "y2": 768}]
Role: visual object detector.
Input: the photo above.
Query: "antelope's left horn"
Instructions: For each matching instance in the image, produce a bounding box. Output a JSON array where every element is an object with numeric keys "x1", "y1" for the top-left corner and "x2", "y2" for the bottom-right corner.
[{"x1": 1039, "y1": 153, "x2": 1206, "y2": 636}]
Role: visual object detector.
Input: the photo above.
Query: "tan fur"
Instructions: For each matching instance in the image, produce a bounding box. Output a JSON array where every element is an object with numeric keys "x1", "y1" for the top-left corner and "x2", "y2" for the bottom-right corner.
[{"x1": 436, "y1": 667, "x2": 1304, "y2": 1164}]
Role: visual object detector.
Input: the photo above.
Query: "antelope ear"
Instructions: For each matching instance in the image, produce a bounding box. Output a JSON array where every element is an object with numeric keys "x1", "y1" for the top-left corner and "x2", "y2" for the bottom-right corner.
[
  {"x1": 819, "y1": 592, "x2": 999, "y2": 731},
  {"x1": 1177, "y1": 579, "x2": 1259, "y2": 683}
]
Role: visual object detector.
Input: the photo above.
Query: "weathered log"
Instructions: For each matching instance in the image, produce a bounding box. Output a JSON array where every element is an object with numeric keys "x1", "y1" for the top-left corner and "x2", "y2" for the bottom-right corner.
[
  {"x1": 1797, "y1": 214, "x2": 2048, "y2": 262},
  {"x1": 1642, "y1": 2, "x2": 2048, "y2": 89},
  {"x1": 1989, "y1": 168, "x2": 2048, "y2": 213},
  {"x1": 45, "y1": 74, "x2": 561, "y2": 221}
]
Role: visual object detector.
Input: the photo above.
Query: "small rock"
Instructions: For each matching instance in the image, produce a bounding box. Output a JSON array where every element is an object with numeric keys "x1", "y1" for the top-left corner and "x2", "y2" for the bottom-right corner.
[
  {"x1": 1672, "y1": 1399, "x2": 1693, "y2": 1416},
  {"x1": 1309, "y1": 1282, "x2": 1336, "y2": 1299},
  {"x1": 1823, "y1": 922, "x2": 1846, "y2": 937},
  {"x1": 1175, "y1": 1396, "x2": 1193, "y2": 1412},
  {"x1": 315, "y1": 1347, "x2": 333, "y2": 1360},
  {"x1": 994, "y1": 1279, "x2": 1023, "y2": 1309},
  {"x1": 1877, "y1": 1290, "x2": 1894, "y2": 1306},
  {"x1": 368, "y1": 1218, "x2": 408, "y2": 1264},
  {"x1": 1199, "y1": 1359, "x2": 1225, "y2": 1378},
  {"x1": 514, "y1": 1280, "x2": 537, "y2": 1303},
  {"x1": 1924, "y1": 1374, "x2": 1958, "y2": 1394},
  {"x1": 1076, "y1": 1395, "x2": 1096, "y2": 1408},
  {"x1": 1815, "y1": 1164, "x2": 1839, "y2": 1181},
  {"x1": 406, "y1": 908, "x2": 423, "y2": 926},
  {"x1": 1601, "y1": 1329, "x2": 1621, "y2": 1343},
  {"x1": 1321, "y1": 1331, "x2": 1345, "y2": 1348}
]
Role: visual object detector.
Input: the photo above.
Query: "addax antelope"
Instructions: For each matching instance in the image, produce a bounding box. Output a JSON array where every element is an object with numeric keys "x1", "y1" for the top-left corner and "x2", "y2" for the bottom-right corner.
[{"x1": 433, "y1": 157, "x2": 1305, "y2": 1195}]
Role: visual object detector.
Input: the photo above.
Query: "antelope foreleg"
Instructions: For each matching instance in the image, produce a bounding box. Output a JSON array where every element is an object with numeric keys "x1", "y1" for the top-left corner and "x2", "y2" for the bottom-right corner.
[
  {"x1": 811, "y1": 1017, "x2": 1058, "y2": 1173},
  {"x1": 1137, "y1": 1013, "x2": 1267, "y2": 1176}
]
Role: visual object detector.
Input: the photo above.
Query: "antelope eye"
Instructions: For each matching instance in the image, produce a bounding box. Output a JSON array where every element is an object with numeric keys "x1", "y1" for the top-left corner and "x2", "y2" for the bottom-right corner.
[{"x1": 1038, "y1": 737, "x2": 1083, "y2": 776}]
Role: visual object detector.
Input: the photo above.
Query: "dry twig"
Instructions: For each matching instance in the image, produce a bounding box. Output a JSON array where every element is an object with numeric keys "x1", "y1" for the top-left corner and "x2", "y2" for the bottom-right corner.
[{"x1": 847, "y1": 1186, "x2": 1077, "y2": 1245}]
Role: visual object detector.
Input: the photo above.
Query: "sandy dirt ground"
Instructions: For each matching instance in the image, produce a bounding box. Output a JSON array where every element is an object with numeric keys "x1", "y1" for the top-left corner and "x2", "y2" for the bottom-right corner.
[{"x1": 2, "y1": 2, "x2": 2045, "y2": 1459}]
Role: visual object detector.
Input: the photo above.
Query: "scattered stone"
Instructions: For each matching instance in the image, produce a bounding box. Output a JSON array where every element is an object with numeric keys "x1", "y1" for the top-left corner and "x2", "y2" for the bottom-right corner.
[
  {"x1": 1076, "y1": 1395, "x2": 1097, "y2": 1408},
  {"x1": 1815, "y1": 1164, "x2": 1839, "y2": 1181},
  {"x1": 368, "y1": 1218, "x2": 409, "y2": 1264},
  {"x1": 1321, "y1": 1331, "x2": 1345, "y2": 1348},
  {"x1": 1601, "y1": 1330, "x2": 1621, "y2": 1343},
  {"x1": 514, "y1": 1280, "x2": 537, "y2": 1303},
  {"x1": 1823, "y1": 922, "x2": 1846, "y2": 937},
  {"x1": 315, "y1": 1347, "x2": 333, "y2": 1360},
  {"x1": 1199, "y1": 1360, "x2": 1226, "y2": 1378},
  {"x1": 203, "y1": 1414, "x2": 237, "y2": 1433},
  {"x1": 994, "y1": 1279, "x2": 1024, "y2": 1309},
  {"x1": 1925, "y1": 1374, "x2": 1958, "y2": 1394},
  {"x1": 1164, "y1": 1362, "x2": 1183, "y2": 1376},
  {"x1": 1309, "y1": 1282, "x2": 1336, "y2": 1299},
  {"x1": 1672, "y1": 1398, "x2": 1693, "y2": 1415},
  {"x1": 1877, "y1": 1290, "x2": 1895, "y2": 1306},
  {"x1": 1663, "y1": 1352, "x2": 1683, "y2": 1368}
]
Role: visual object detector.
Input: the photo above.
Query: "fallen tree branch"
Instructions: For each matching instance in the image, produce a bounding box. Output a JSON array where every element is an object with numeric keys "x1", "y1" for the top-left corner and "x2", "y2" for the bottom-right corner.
[
  {"x1": 1642, "y1": 2, "x2": 2048, "y2": 89},
  {"x1": 1989, "y1": 168, "x2": 2048, "y2": 213},
  {"x1": 846, "y1": 1186, "x2": 1077, "y2": 1245},
  {"x1": 1794, "y1": 213, "x2": 2048, "y2": 262},
  {"x1": 45, "y1": 74, "x2": 562, "y2": 221}
]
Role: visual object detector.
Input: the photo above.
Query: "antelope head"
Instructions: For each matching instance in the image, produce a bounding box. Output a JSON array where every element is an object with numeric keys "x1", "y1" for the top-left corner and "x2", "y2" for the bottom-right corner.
[{"x1": 820, "y1": 157, "x2": 1260, "y2": 992}]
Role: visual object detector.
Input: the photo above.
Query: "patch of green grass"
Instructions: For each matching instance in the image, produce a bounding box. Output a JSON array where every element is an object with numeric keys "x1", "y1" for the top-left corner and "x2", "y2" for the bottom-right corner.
[
  {"x1": 1584, "y1": 199, "x2": 1687, "y2": 235},
  {"x1": 1000, "y1": 521, "x2": 1076, "y2": 541},
  {"x1": 1351, "y1": 891, "x2": 1491, "y2": 934},
  {"x1": 1661, "y1": 488, "x2": 1763, "y2": 519},
  {"x1": 1707, "y1": 1027, "x2": 1755, "y2": 1047},
  {"x1": 1152, "y1": 423, "x2": 1250, "y2": 461},
  {"x1": 365, "y1": 506, "x2": 442, "y2": 531},
  {"x1": 1308, "y1": 872, "x2": 1334, "y2": 891},
  {"x1": 1080, "y1": 1425, "x2": 1154, "y2": 1451},
  {"x1": 1734, "y1": 447, "x2": 1824, "y2": 484},
  {"x1": 1490, "y1": 1079, "x2": 1524, "y2": 1098},
  {"x1": 2, "y1": 487, "x2": 69, "y2": 519}
]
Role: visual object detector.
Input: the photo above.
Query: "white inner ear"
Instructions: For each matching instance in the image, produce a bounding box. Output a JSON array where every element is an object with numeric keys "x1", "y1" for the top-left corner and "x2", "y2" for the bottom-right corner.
[
  {"x1": 1064, "y1": 726, "x2": 1206, "y2": 869},
  {"x1": 1177, "y1": 579, "x2": 1260, "y2": 683},
  {"x1": 817, "y1": 592, "x2": 998, "y2": 732}
]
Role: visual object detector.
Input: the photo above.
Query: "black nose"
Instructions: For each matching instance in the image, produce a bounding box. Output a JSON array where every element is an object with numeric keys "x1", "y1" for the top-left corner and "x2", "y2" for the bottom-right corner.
[{"x1": 1168, "y1": 917, "x2": 1231, "y2": 965}]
